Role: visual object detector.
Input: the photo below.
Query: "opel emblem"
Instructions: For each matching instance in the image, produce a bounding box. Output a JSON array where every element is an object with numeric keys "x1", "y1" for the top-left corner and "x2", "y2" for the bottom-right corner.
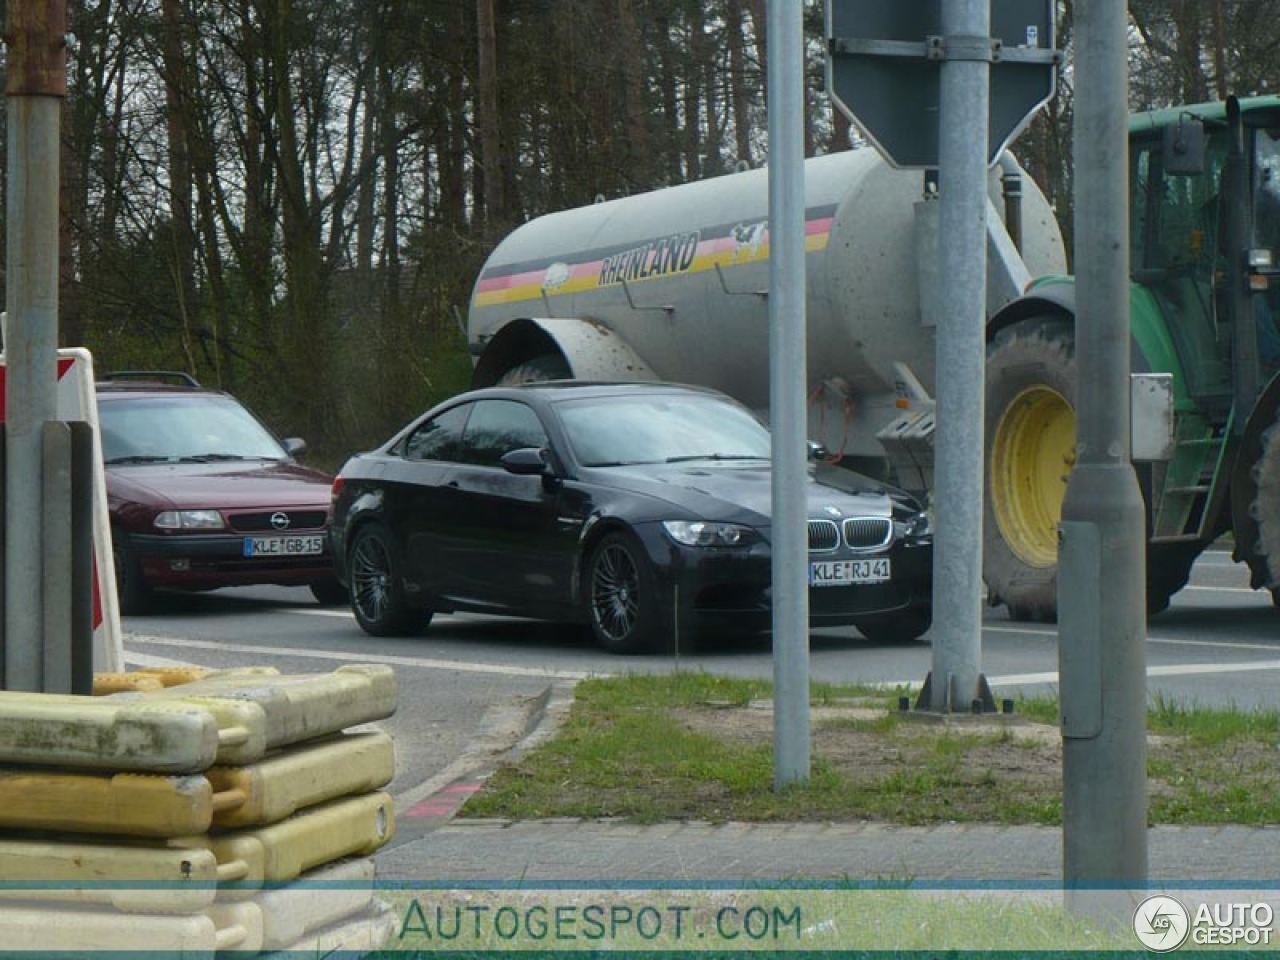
[{"x1": 270, "y1": 511, "x2": 291, "y2": 530}]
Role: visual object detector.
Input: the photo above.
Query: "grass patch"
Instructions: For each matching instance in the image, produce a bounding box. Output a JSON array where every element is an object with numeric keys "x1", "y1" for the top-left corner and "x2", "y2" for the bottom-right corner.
[{"x1": 462, "y1": 672, "x2": 1280, "y2": 826}]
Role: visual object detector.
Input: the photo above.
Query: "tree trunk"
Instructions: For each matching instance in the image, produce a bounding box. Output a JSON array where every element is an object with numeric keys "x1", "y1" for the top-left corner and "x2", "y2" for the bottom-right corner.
[
  {"x1": 161, "y1": 0, "x2": 199, "y2": 372},
  {"x1": 616, "y1": 0, "x2": 652, "y2": 180},
  {"x1": 727, "y1": 0, "x2": 753, "y2": 167},
  {"x1": 476, "y1": 0, "x2": 505, "y2": 227}
]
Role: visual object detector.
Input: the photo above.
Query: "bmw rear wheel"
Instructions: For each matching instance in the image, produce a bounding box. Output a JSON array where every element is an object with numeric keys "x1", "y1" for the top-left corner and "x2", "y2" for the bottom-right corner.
[
  {"x1": 348, "y1": 523, "x2": 429, "y2": 636},
  {"x1": 585, "y1": 532, "x2": 661, "y2": 654}
]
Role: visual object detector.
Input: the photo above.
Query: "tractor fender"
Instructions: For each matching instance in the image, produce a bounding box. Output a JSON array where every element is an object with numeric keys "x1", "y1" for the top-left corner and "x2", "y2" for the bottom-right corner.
[{"x1": 987, "y1": 287, "x2": 1076, "y2": 342}]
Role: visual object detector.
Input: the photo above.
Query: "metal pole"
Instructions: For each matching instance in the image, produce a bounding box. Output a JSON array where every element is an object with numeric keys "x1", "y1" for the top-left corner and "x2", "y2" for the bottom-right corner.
[
  {"x1": 1059, "y1": 0, "x2": 1148, "y2": 914},
  {"x1": 768, "y1": 0, "x2": 810, "y2": 785},
  {"x1": 927, "y1": 0, "x2": 989, "y2": 712},
  {"x1": 4, "y1": 0, "x2": 67, "y2": 692}
]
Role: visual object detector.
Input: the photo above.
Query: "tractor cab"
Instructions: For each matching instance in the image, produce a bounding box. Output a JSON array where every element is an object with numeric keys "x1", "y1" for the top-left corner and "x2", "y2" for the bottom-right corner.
[{"x1": 1129, "y1": 97, "x2": 1280, "y2": 416}]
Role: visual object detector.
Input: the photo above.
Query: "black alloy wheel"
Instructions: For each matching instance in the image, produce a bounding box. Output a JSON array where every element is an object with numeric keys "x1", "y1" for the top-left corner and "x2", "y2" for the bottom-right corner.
[
  {"x1": 586, "y1": 532, "x2": 661, "y2": 654},
  {"x1": 348, "y1": 523, "x2": 428, "y2": 637}
]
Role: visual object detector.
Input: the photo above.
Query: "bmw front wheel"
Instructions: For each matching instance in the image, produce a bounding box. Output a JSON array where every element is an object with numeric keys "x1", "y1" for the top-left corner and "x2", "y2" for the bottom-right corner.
[{"x1": 585, "y1": 532, "x2": 661, "y2": 654}]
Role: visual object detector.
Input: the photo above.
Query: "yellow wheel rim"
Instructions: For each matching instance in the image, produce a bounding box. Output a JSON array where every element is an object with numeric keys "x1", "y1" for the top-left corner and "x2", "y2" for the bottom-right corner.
[{"x1": 991, "y1": 385, "x2": 1075, "y2": 568}]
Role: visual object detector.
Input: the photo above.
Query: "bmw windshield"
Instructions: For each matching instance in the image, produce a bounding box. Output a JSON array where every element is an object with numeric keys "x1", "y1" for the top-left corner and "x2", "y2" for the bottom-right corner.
[{"x1": 555, "y1": 393, "x2": 771, "y2": 467}]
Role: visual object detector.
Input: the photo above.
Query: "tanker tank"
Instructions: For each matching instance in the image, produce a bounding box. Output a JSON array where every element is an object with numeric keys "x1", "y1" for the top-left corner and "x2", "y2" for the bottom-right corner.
[{"x1": 468, "y1": 147, "x2": 1066, "y2": 466}]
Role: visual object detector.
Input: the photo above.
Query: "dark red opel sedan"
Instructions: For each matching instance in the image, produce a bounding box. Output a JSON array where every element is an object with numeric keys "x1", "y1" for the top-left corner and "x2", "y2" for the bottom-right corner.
[{"x1": 97, "y1": 373, "x2": 345, "y2": 613}]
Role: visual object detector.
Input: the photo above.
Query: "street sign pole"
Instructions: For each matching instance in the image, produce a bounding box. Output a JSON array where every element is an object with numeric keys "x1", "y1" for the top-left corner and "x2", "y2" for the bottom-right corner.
[
  {"x1": 1059, "y1": 0, "x2": 1148, "y2": 915},
  {"x1": 827, "y1": 0, "x2": 1056, "y2": 713},
  {"x1": 4, "y1": 1, "x2": 68, "y2": 692},
  {"x1": 769, "y1": 0, "x2": 811, "y2": 787},
  {"x1": 928, "y1": 0, "x2": 991, "y2": 712}
]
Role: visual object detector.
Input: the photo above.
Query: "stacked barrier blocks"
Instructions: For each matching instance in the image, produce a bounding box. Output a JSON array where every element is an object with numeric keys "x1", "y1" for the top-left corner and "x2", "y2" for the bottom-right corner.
[{"x1": 0, "y1": 664, "x2": 400, "y2": 957}]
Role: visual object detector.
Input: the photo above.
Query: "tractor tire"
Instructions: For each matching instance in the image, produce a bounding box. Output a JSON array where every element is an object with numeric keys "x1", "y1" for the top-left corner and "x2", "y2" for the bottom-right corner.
[
  {"x1": 1145, "y1": 542, "x2": 1200, "y2": 616},
  {"x1": 983, "y1": 318, "x2": 1077, "y2": 623},
  {"x1": 1246, "y1": 419, "x2": 1280, "y2": 593},
  {"x1": 497, "y1": 354, "x2": 571, "y2": 385}
]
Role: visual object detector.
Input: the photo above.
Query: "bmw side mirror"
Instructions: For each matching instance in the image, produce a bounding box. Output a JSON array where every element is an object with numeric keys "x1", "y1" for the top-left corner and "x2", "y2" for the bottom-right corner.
[
  {"x1": 283, "y1": 437, "x2": 308, "y2": 458},
  {"x1": 500, "y1": 447, "x2": 550, "y2": 476}
]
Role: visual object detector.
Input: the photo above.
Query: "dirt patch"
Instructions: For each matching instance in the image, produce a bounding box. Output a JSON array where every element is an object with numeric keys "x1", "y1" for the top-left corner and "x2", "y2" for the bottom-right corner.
[{"x1": 674, "y1": 700, "x2": 1065, "y2": 820}]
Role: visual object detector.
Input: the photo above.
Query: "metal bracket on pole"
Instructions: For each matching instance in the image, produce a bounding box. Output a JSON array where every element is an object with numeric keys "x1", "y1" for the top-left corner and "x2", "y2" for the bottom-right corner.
[
  {"x1": 830, "y1": 35, "x2": 1060, "y2": 66},
  {"x1": 69, "y1": 421, "x2": 95, "y2": 695},
  {"x1": 37, "y1": 419, "x2": 95, "y2": 696},
  {"x1": 0, "y1": 423, "x2": 5, "y2": 689},
  {"x1": 914, "y1": 670, "x2": 997, "y2": 713},
  {"x1": 41, "y1": 421, "x2": 73, "y2": 694}
]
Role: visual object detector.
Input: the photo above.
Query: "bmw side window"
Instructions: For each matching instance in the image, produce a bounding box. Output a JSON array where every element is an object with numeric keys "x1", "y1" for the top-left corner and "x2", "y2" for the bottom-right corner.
[
  {"x1": 403, "y1": 404, "x2": 470, "y2": 462},
  {"x1": 458, "y1": 400, "x2": 548, "y2": 467}
]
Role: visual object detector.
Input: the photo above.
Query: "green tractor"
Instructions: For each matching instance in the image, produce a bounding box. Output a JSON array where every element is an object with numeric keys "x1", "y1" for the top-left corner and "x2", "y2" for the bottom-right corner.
[{"x1": 984, "y1": 95, "x2": 1280, "y2": 620}]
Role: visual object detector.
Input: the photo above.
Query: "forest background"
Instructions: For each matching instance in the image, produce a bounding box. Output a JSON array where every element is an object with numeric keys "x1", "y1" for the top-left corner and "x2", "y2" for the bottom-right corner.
[{"x1": 0, "y1": 0, "x2": 1274, "y2": 466}]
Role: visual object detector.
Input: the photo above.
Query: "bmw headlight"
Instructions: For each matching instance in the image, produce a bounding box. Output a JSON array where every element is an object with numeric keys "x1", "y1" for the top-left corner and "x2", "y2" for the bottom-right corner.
[
  {"x1": 662, "y1": 520, "x2": 758, "y2": 548},
  {"x1": 154, "y1": 509, "x2": 226, "y2": 530}
]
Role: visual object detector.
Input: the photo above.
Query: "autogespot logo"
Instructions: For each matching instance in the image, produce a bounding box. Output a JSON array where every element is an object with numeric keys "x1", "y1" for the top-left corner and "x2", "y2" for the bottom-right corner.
[{"x1": 1134, "y1": 895, "x2": 1191, "y2": 952}]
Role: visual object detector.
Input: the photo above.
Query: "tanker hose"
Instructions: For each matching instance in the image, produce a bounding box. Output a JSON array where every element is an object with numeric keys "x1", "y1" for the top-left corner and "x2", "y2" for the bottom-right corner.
[{"x1": 997, "y1": 152, "x2": 1024, "y2": 254}]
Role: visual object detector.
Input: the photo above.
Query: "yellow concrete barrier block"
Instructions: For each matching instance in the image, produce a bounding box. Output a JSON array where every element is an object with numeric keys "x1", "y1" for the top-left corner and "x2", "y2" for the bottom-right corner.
[
  {"x1": 92, "y1": 672, "x2": 165, "y2": 694},
  {"x1": 253, "y1": 857, "x2": 376, "y2": 950},
  {"x1": 0, "y1": 693, "x2": 222, "y2": 773},
  {"x1": 0, "y1": 904, "x2": 229, "y2": 954},
  {"x1": 180, "y1": 792, "x2": 394, "y2": 893},
  {"x1": 127, "y1": 664, "x2": 398, "y2": 751},
  {"x1": 265, "y1": 898, "x2": 397, "y2": 958},
  {"x1": 0, "y1": 836, "x2": 219, "y2": 913},
  {"x1": 205, "y1": 858, "x2": 376, "y2": 953},
  {"x1": 152, "y1": 696, "x2": 270, "y2": 765},
  {"x1": 0, "y1": 769, "x2": 223, "y2": 837},
  {"x1": 204, "y1": 899, "x2": 265, "y2": 954},
  {"x1": 131, "y1": 666, "x2": 220, "y2": 686},
  {"x1": 208, "y1": 731, "x2": 394, "y2": 828}
]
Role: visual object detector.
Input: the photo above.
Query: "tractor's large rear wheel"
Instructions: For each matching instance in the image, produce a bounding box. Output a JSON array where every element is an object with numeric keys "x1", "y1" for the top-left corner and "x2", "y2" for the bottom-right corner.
[
  {"x1": 984, "y1": 319, "x2": 1077, "y2": 622},
  {"x1": 1245, "y1": 419, "x2": 1280, "y2": 595}
]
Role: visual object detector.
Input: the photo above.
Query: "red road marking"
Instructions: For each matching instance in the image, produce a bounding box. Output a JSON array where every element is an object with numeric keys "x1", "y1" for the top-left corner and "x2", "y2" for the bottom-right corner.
[{"x1": 403, "y1": 781, "x2": 482, "y2": 818}]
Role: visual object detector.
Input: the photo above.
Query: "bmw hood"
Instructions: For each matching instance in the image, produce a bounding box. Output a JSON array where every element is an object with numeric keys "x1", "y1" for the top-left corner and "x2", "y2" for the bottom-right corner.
[{"x1": 589, "y1": 460, "x2": 921, "y2": 524}]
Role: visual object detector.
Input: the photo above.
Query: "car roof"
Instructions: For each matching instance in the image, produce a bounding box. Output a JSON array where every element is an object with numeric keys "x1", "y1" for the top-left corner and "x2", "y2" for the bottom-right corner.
[
  {"x1": 455, "y1": 380, "x2": 727, "y2": 404},
  {"x1": 95, "y1": 371, "x2": 225, "y2": 400}
]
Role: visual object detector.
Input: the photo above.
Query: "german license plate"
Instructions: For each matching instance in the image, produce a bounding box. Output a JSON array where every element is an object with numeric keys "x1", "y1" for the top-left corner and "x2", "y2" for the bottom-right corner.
[
  {"x1": 809, "y1": 557, "x2": 891, "y2": 586},
  {"x1": 243, "y1": 535, "x2": 324, "y2": 557}
]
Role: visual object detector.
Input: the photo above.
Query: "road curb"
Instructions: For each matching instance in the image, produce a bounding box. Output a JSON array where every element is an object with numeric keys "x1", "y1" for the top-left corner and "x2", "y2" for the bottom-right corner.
[{"x1": 389, "y1": 679, "x2": 579, "y2": 835}]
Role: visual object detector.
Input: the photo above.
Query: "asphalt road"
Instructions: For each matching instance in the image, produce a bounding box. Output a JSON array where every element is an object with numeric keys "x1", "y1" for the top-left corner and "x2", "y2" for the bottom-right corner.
[{"x1": 119, "y1": 549, "x2": 1277, "y2": 805}]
